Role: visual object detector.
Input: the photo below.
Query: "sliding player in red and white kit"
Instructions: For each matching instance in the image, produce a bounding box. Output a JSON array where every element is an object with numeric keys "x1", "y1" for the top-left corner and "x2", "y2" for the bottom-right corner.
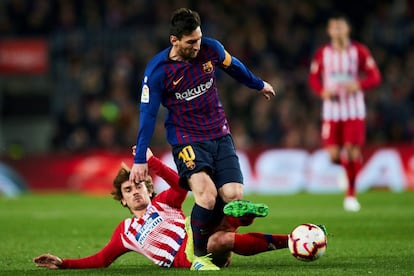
[
  {"x1": 309, "y1": 14, "x2": 381, "y2": 211},
  {"x1": 33, "y1": 149, "x2": 289, "y2": 270}
]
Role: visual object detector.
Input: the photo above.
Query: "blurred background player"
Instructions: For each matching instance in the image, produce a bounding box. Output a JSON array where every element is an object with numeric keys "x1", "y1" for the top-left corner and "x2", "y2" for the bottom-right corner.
[
  {"x1": 309, "y1": 14, "x2": 381, "y2": 212},
  {"x1": 129, "y1": 8, "x2": 275, "y2": 269}
]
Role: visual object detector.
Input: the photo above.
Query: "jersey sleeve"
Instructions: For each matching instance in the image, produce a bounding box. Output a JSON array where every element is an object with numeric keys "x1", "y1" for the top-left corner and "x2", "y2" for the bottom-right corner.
[
  {"x1": 148, "y1": 156, "x2": 181, "y2": 191},
  {"x1": 134, "y1": 69, "x2": 163, "y2": 164},
  {"x1": 308, "y1": 47, "x2": 324, "y2": 95},
  {"x1": 60, "y1": 222, "x2": 129, "y2": 269},
  {"x1": 148, "y1": 156, "x2": 188, "y2": 208},
  {"x1": 206, "y1": 38, "x2": 264, "y2": 90},
  {"x1": 356, "y1": 43, "x2": 382, "y2": 90}
]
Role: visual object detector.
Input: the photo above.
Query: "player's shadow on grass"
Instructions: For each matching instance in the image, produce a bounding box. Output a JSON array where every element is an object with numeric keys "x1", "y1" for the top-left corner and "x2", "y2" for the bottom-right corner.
[{"x1": 22, "y1": 267, "x2": 201, "y2": 276}]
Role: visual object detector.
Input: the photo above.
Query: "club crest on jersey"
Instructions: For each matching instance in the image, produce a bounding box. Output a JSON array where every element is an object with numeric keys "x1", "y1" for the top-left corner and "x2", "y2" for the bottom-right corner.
[{"x1": 202, "y1": 61, "x2": 213, "y2": 73}]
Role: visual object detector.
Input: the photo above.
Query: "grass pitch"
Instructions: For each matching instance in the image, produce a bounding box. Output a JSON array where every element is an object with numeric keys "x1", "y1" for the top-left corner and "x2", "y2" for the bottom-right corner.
[{"x1": 1, "y1": 191, "x2": 413, "y2": 275}]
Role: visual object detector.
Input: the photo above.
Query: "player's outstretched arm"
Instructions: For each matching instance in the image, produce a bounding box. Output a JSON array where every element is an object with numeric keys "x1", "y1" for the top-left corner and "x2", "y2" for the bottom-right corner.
[
  {"x1": 33, "y1": 223, "x2": 130, "y2": 269},
  {"x1": 33, "y1": 253, "x2": 62, "y2": 269}
]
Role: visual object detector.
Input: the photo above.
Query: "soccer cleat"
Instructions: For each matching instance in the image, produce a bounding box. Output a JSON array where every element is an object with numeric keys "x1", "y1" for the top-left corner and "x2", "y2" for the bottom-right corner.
[
  {"x1": 343, "y1": 197, "x2": 361, "y2": 212},
  {"x1": 190, "y1": 253, "x2": 220, "y2": 271},
  {"x1": 317, "y1": 224, "x2": 328, "y2": 236},
  {"x1": 223, "y1": 200, "x2": 269, "y2": 218},
  {"x1": 184, "y1": 217, "x2": 194, "y2": 263}
]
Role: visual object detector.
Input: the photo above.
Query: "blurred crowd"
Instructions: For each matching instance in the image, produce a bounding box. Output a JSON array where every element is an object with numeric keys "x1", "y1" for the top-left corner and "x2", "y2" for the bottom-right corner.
[{"x1": 1, "y1": 0, "x2": 413, "y2": 153}]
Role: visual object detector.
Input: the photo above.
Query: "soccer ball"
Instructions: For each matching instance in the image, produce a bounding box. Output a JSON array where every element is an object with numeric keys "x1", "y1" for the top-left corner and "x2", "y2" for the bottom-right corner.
[{"x1": 288, "y1": 223, "x2": 327, "y2": 261}]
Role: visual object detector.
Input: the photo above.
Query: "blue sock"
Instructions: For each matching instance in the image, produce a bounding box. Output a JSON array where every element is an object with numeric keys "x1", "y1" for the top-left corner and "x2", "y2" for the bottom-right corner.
[
  {"x1": 191, "y1": 204, "x2": 214, "y2": 257},
  {"x1": 210, "y1": 196, "x2": 225, "y2": 228}
]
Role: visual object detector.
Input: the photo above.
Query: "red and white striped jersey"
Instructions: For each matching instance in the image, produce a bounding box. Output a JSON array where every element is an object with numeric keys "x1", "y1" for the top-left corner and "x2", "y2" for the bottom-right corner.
[
  {"x1": 120, "y1": 200, "x2": 186, "y2": 267},
  {"x1": 309, "y1": 41, "x2": 381, "y2": 121},
  {"x1": 59, "y1": 156, "x2": 191, "y2": 269}
]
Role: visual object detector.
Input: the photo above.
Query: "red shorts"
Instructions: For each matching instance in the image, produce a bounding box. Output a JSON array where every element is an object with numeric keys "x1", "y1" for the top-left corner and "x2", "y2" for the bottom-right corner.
[
  {"x1": 171, "y1": 233, "x2": 191, "y2": 268},
  {"x1": 321, "y1": 119, "x2": 365, "y2": 147}
]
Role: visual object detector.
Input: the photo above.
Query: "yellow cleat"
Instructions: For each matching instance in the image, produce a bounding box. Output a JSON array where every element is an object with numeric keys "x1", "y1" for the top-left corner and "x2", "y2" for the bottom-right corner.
[
  {"x1": 190, "y1": 253, "x2": 220, "y2": 271},
  {"x1": 184, "y1": 216, "x2": 194, "y2": 263}
]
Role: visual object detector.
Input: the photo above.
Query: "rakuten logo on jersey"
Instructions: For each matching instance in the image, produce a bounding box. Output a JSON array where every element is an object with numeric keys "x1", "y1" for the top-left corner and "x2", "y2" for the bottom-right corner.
[{"x1": 175, "y1": 78, "x2": 213, "y2": 101}]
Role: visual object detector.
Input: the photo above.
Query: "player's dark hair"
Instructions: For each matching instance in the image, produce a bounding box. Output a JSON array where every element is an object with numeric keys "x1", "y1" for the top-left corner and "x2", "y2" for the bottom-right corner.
[
  {"x1": 327, "y1": 12, "x2": 351, "y2": 25},
  {"x1": 111, "y1": 165, "x2": 156, "y2": 207},
  {"x1": 170, "y1": 8, "x2": 201, "y2": 39}
]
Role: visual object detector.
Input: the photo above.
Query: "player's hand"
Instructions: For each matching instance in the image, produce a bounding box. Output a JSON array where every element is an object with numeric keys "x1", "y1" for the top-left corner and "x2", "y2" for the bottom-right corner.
[
  {"x1": 131, "y1": 145, "x2": 136, "y2": 156},
  {"x1": 33, "y1": 253, "x2": 62, "y2": 269},
  {"x1": 321, "y1": 89, "x2": 337, "y2": 100},
  {"x1": 343, "y1": 81, "x2": 360, "y2": 94},
  {"x1": 259, "y1": 81, "x2": 276, "y2": 101},
  {"x1": 129, "y1": 163, "x2": 148, "y2": 183}
]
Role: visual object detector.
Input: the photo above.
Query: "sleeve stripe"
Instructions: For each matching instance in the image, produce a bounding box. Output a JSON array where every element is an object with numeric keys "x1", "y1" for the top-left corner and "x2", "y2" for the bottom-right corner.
[{"x1": 222, "y1": 50, "x2": 232, "y2": 67}]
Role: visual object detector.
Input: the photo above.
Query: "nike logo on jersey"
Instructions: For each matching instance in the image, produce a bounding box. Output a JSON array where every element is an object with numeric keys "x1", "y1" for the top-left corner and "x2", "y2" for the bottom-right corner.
[
  {"x1": 175, "y1": 78, "x2": 213, "y2": 101},
  {"x1": 173, "y1": 76, "x2": 184, "y2": 85}
]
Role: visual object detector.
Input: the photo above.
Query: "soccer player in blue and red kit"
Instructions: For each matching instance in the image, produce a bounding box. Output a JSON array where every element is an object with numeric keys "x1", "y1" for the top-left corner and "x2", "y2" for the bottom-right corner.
[{"x1": 129, "y1": 8, "x2": 276, "y2": 270}]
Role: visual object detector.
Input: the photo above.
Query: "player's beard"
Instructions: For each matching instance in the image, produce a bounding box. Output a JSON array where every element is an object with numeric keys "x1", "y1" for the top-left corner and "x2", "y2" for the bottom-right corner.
[
  {"x1": 179, "y1": 48, "x2": 198, "y2": 61},
  {"x1": 131, "y1": 195, "x2": 149, "y2": 210}
]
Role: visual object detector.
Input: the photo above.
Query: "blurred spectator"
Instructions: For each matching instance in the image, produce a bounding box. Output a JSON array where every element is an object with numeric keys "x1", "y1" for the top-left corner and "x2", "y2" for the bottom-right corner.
[{"x1": 1, "y1": 0, "x2": 413, "y2": 153}]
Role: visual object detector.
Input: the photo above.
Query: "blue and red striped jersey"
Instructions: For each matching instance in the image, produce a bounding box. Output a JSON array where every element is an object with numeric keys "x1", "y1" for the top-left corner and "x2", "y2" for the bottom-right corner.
[{"x1": 134, "y1": 37, "x2": 264, "y2": 163}]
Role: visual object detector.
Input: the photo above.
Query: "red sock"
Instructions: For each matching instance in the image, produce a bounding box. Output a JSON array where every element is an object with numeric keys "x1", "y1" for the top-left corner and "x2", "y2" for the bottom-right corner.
[
  {"x1": 233, "y1": 233, "x2": 288, "y2": 256},
  {"x1": 351, "y1": 158, "x2": 362, "y2": 195},
  {"x1": 342, "y1": 159, "x2": 355, "y2": 197},
  {"x1": 225, "y1": 216, "x2": 254, "y2": 228}
]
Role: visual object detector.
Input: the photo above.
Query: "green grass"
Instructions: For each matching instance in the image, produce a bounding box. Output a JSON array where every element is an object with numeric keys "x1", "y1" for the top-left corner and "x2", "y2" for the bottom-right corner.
[{"x1": 1, "y1": 191, "x2": 414, "y2": 275}]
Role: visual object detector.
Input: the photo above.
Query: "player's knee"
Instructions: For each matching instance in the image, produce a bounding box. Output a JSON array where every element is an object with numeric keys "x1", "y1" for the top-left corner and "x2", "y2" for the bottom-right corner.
[
  {"x1": 193, "y1": 187, "x2": 217, "y2": 209},
  {"x1": 207, "y1": 233, "x2": 220, "y2": 251},
  {"x1": 331, "y1": 156, "x2": 341, "y2": 165},
  {"x1": 190, "y1": 174, "x2": 218, "y2": 209},
  {"x1": 204, "y1": 197, "x2": 217, "y2": 210},
  {"x1": 219, "y1": 183, "x2": 243, "y2": 203},
  {"x1": 328, "y1": 151, "x2": 341, "y2": 164},
  {"x1": 208, "y1": 231, "x2": 233, "y2": 252},
  {"x1": 326, "y1": 146, "x2": 341, "y2": 164},
  {"x1": 221, "y1": 193, "x2": 242, "y2": 203},
  {"x1": 195, "y1": 193, "x2": 216, "y2": 210},
  {"x1": 350, "y1": 147, "x2": 362, "y2": 160},
  {"x1": 212, "y1": 252, "x2": 232, "y2": 268}
]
